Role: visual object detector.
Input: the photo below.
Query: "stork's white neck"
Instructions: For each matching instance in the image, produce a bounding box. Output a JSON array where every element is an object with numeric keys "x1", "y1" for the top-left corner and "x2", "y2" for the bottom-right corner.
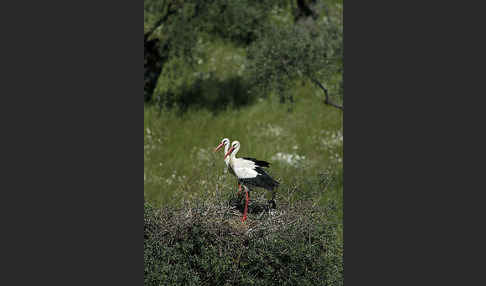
[
  {"x1": 229, "y1": 144, "x2": 239, "y2": 161},
  {"x1": 224, "y1": 142, "x2": 231, "y2": 164}
]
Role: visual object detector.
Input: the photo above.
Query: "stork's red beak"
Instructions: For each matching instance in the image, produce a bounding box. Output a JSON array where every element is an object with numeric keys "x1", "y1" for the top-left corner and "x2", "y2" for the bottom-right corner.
[
  {"x1": 214, "y1": 142, "x2": 224, "y2": 152},
  {"x1": 224, "y1": 146, "x2": 235, "y2": 159}
]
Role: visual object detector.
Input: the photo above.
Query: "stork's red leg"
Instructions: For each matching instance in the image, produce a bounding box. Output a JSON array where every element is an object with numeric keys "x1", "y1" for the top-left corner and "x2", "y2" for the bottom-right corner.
[
  {"x1": 242, "y1": 187, "x2": 249, "y2": 222},
  {"x1": 237, "y1": 183, "x2": 241, "y2": 194}
]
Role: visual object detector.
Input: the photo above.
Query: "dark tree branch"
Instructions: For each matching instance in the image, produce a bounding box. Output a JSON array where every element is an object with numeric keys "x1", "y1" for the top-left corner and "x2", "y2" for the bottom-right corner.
[
  {"x1": 144, "y1": 1, "x2": 177, "y2": 40},
  {"x1": 295, "y1": 0, "x2": 318, "y2": 21},
  {"x1": 310, "y1": 77, "x2": 343, "y2": 111}
]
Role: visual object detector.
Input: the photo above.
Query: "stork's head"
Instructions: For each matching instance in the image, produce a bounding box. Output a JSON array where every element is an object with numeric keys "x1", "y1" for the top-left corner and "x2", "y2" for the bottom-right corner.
[
  {"x1": 224, "y1": 141, "x2": 240, "y2": 159},
  {"x1": 214, "y1": 138, "x2": 230, "y2": 152}
]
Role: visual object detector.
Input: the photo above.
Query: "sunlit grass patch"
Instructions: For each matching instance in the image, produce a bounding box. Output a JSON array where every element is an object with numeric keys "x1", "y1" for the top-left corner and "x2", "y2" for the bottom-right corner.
[{"x1": 144, "y1": 84, "x2": 343, "y2": 224}]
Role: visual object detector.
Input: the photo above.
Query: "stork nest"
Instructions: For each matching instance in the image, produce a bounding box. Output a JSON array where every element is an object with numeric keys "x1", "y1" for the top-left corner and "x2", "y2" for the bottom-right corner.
[
  {"x1": 144, "y1": 196, "x2": 343, "y2": 286},
  {"x1": 147, "y1": 189, "x2": 339, "y2": 239},
  {"x1": 228, "y1": 191, "x2": 276, "y2": 215}
]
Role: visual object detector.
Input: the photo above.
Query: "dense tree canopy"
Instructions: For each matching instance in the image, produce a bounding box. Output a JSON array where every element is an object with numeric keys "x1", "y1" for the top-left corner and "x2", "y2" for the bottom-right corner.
[{"x1": 144, "y1": 0, "x2": 343, "y2": 110}]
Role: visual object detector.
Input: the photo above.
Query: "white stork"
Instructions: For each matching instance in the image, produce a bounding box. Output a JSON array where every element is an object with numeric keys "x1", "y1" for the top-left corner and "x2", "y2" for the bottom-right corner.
[
  {"x1": 224, "y1": 140, "x2": 279, "y2": 222},
  {"x1": 214, "y1": 138, "x2": 241, "y2": 193}
]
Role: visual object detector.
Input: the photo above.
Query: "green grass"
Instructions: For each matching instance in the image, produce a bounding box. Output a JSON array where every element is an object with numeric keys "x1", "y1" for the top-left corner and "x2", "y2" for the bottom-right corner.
[
  {"x1": 145, "y1": 3, "x2": 343, "y2": 284},
  {"x1": 145, "y1": 8, "x2": 342, "y2": 222},
  {"x1": 144, "y1": 83, "x2": 343, "y2": 222}
]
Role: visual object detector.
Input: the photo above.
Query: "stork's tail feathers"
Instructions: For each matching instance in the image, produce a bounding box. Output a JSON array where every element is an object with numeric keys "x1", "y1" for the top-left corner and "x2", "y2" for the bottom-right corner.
[
  {"x1": 242, "y1": 157, "x2": 271, "y2": 168},
  {"x1": 250, "y1": 167, "x2": 279, "y2": 190},
  {"x1": 261, "y1": 172, "x2": 279, "y2": 191},
  {"x1": 266, "y1": 176, "x2": 279, "y2": 191}
]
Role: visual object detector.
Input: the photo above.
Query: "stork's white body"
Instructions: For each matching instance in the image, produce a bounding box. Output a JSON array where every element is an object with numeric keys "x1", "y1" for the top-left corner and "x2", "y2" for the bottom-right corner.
[
  {"x1": 217, "y1": 139, "x2": 279, "y2": 222},
  {"x1": 228, "y1": 157, "x2": 260, "y2": 180},
  {"x1": 225, "y1": 141, "x2": 279, "y2": 194}
]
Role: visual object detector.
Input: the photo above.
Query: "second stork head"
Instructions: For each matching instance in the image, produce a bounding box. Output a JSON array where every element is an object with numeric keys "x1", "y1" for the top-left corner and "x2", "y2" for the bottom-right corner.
[
  {"x1": 224, "y1": 140, "x2": 240, "y2": 160},
  {"x1": 214, "y1": 138, "x2": 230, "y2": 153}
]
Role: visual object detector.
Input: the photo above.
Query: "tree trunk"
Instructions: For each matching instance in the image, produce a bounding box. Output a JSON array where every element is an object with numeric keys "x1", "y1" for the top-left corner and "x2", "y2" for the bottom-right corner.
[{"x1": 310, "y1": 77, "x2": 344, "y2": 111}]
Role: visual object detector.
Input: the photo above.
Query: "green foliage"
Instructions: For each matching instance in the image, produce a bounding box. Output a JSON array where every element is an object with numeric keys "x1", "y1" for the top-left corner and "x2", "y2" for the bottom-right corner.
[
  {"x1": 144, "y1": 89, "x2": 343, "y2": 210},
  {"x1": 144, "y1": 0, "x2": 343, "y2": 108},
  {"x1": 246, "y1": 2, "x2": 343, "y2": 104},
  {"x1": 144, "y1": 3, "x2": 343, "y2": 284},
  {"x1": 201, "y1": 0, "x2": 282, "y2": 45},
  {"x1": 144, "y1": 198, "x2": 343, "y2": 286},
  {"x1": 153, "y1": 39, "x2": 255, "y2": 112},
  {"x1": 144, "y1": 0, "x2": 281, "y2": 103},
  {"x1": 143, "y1": 0, "x2": 327, "y2": 104},
  {"x1": 145, "y1": 0, "x2": 282, "y2": 55},
  {"x1": 144, "y1": 0, "x2": 167, "y2": 33}
]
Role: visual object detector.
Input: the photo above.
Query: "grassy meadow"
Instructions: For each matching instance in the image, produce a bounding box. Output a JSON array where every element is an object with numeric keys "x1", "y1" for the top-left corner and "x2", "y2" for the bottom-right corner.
[
  {"x1": 144, "y1": 85, "x2": 343, "y2": 221},
  {"x1": 144, "y1": 11, "x2": 343, "y2": 223},
  {"x1": 144, "y1": 2, "x2": 343, "y2": 284}
]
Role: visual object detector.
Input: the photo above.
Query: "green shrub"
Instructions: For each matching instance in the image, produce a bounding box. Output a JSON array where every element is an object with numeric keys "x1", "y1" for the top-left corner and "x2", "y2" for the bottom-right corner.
[
  {"x1": 246, "y1": 2, "x2": 343, "y2": 106},
  {"x1": 144, "y1": 197, "x2": 343, "y2": 286}
]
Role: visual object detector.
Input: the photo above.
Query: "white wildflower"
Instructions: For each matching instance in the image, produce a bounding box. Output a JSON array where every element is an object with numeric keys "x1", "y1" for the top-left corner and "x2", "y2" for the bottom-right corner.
[
  {"x1": 265, "y1": 124, "x2": 284, "y2": 137},
  {"x1": 271, "y1": 152, "x2": 306, "y2": 167},
  {"x1": 196, "y1": 148, "x2": 211, "y2": 162}
]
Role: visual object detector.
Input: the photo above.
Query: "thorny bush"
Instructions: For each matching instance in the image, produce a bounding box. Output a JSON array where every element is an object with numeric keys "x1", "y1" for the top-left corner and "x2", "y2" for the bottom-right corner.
[{"x1": 144, "y1": 193, "x2": 343, "y2": 286}]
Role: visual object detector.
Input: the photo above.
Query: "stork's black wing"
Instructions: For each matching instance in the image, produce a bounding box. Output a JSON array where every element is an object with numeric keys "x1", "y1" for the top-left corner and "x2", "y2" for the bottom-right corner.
[
  {"x1": 239, "y1": 167, "x2": 280, "y2": 191},
  {"x1": 242, "y1": 157, "x2": 271, "y2": 168}
]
